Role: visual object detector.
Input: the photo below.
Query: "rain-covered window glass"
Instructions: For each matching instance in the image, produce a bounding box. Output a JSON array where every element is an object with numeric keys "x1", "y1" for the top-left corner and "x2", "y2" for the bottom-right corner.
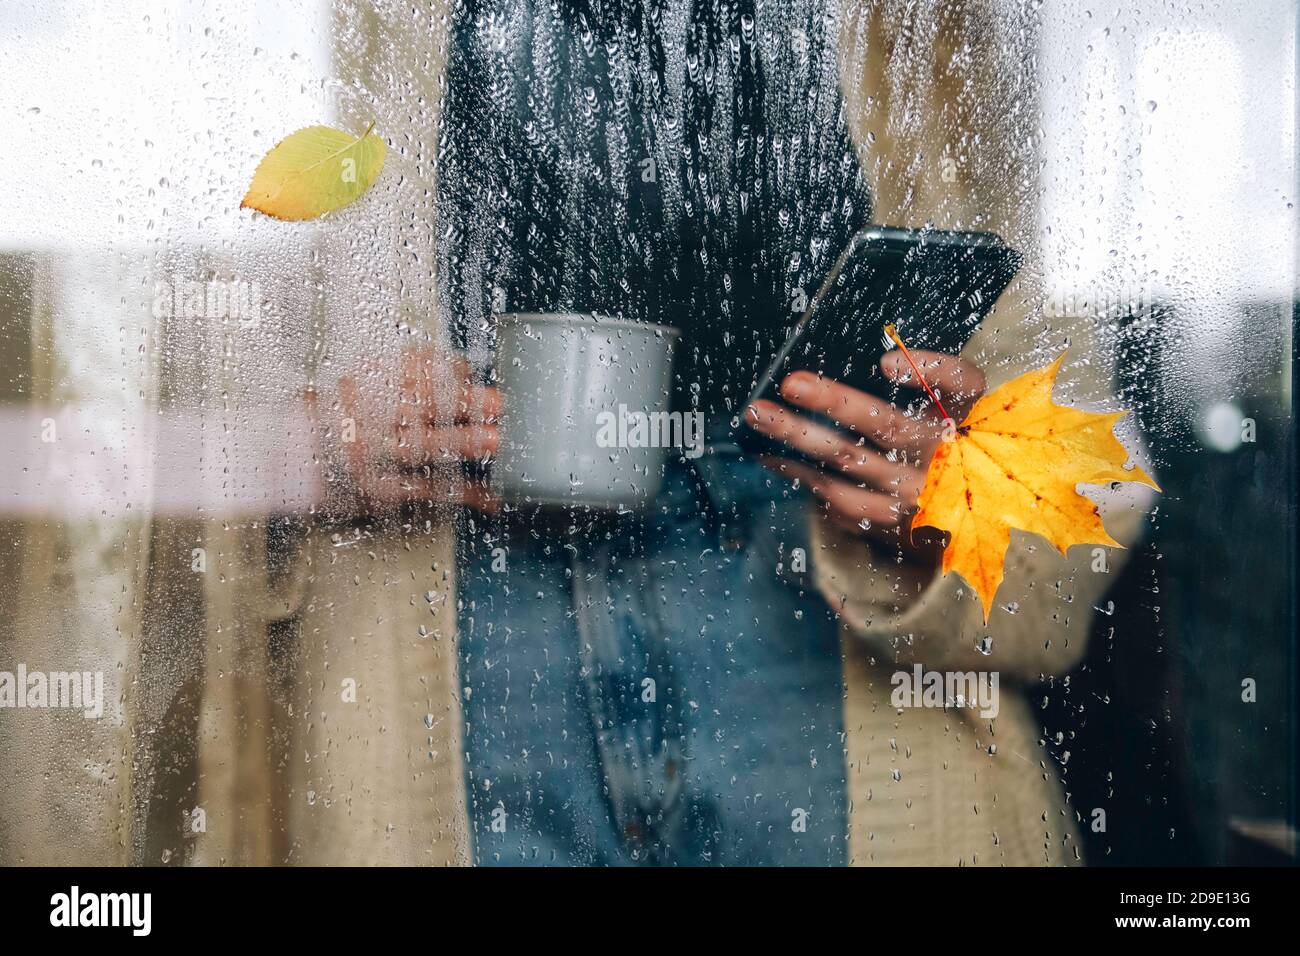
[{"x1": 0, "y1": 0, "x2": 1294, "y2": 871}]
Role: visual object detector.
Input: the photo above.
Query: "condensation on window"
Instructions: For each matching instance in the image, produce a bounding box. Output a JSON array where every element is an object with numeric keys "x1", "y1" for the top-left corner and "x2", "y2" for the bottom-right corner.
[{"x1": 0, "y1": 0, "x2": 1294, "y2": 867}]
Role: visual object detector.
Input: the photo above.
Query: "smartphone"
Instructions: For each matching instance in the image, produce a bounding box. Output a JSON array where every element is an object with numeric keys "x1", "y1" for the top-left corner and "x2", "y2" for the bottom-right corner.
[{"x1": 736, "y1": 225, "x2": 1021, "y2": 466}]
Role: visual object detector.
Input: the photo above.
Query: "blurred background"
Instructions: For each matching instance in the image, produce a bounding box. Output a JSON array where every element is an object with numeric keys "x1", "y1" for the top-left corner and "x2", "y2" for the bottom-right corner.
[{"x1": 0, "y1": 0, "x2": 1295, "y2": 864}]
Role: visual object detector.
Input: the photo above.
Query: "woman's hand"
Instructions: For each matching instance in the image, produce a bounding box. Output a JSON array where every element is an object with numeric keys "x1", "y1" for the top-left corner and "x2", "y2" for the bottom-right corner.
[
  {"x1": 747, "y1": 349, "x2": 985, "y2": 566},
  {"x1": 320, "y1": 346, "x2": 500, "y2": 512}
]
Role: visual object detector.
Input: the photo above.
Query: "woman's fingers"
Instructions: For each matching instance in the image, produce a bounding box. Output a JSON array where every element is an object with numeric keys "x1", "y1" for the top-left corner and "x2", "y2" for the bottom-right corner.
[
  {"x1": 398, "y1": 423, "x2": 499, "y2": 466},
  {"x1": 775, "y1": 371, "x2": 944, "y2": 456},
  {"x1": 341, "y1": 355, "x2": 500, "y2": 467},
  {"x1": 747, "y1": 399, "x2": 904, "y2": 485},
  {"x1": 744, "y1": 345, "x2": 983, "y2": 566},
  {"x1": 880, "y1": 348, "x2": 986, "y2": 419},
  {"x1": 760, "y1": 455, "x2": 944, "y2": 561},
  {"x1": 333, "y1": 349, "x2": 499, "y2": 513},
  {"x1": 337, "y1": 374, "x2": 376, "y2": 480},
  {"x1": 399, "y1": 348, "x2": 501, "y2": 426},
  {"x1": 419, "y1": 382, "x2": 501, "y2": 437},
  {"x1": 458, "y1": 383, "x2": 503, "y2": 425},
  {"x1": 759, "y1": 456, "x2": 914, "y2": 531},
  {"x1": 777, "y1": 371, "x2": 909, "y2": 437},
  {"x1": 767, "y1": 350, "x2": 986, "y2": 462},
  {"x1": 355, "y1": 469, "x2": 500, "y2": 512}
]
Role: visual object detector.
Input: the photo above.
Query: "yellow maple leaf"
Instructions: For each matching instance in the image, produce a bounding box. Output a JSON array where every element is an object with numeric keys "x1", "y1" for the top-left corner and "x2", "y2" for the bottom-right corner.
[{"x1": 912, "y1": 351, "x2": 1160, "y2": 622}]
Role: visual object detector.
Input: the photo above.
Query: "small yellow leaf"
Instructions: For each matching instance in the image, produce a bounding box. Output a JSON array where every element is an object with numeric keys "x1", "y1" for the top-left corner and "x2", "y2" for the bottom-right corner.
[
  {"x1": 913, "y1": 353, "x2": 1160, "y2": 621},
  {"x1": 241, "y1": 123, "x2": 386, "y2": 221}
]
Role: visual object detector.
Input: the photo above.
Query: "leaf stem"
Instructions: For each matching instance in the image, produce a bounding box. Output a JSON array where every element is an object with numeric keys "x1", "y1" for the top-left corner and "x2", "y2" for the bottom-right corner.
[{"x1": 883, "y1": 323, "x2": 951, "y2": 422}]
